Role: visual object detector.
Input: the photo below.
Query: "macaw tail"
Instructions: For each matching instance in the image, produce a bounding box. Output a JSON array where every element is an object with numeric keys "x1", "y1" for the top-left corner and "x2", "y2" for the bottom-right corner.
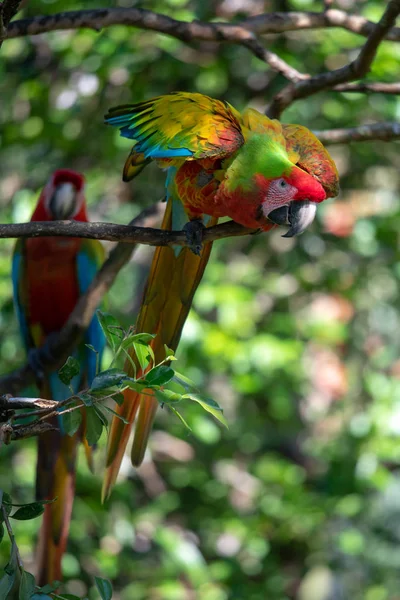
[
  {"x1": 35, "y1": 382, "x2": 93, "y2": 586},
  {"x1": 102, "y1": 200, "x2": 216, "y2": 500},
  {"x1": 35, "y1": 422, "x2": 78, "y2": 586}
]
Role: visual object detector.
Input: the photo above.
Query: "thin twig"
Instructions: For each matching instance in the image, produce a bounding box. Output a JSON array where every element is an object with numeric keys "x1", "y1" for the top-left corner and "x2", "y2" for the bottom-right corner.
[
  {"x1": 1, "y1": 501, "x2": 24, "y2": 569},
  {"x1": 334, "y1": 82, "x2": 400, "y2": 94},
  {"x1": 0, "y1": 394, "x2": 57, "y2": 410},
  {"x1": 266, "y1": 0, "x2": 400, "y2": 118}
]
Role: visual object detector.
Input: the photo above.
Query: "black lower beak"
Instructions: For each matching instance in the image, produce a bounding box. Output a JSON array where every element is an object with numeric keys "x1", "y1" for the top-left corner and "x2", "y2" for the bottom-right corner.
[
  {"x1": 267, "y1": 205, "x2": 289, "y2": 226},
  {"x1": 267, "y1": 201, "x2": 317, "y2": 237}
]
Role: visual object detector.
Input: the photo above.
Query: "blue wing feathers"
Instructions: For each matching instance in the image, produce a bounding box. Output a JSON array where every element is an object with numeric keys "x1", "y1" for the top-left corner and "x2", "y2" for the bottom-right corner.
[
  {"x1": 12, "y1": 246, "x2": 31, "y2": 353},
  {"x1": 76, "y1": 243, "x2": 105, "y2": 385}
]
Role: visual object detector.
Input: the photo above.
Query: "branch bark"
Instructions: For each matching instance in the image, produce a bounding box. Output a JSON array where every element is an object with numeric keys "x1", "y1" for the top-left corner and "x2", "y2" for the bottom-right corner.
[
  {"x1": 266, "y1": 0, "x2": 400, "y2": 118},
  {"x1": 6, "y1": 8, "x2": 400, "y2": 43},
  {"x1": 0, "y1": 216, "x2": 255, "y2": 246},
  {"x1": 4, "y1": 7, "x2": 306, "y2": 82},
  {"x1": 314, "y1": 121, "x2": 400, "y2": 144},
  {"x1": 0, "y1": 203, "x2": 166, "y2": 395},
  {"x1": 0, "y1": 0, "x2": 24, "y2": 45},
  {"x1": 334, "y1": 82, "x2": 400, "y2": 94}
]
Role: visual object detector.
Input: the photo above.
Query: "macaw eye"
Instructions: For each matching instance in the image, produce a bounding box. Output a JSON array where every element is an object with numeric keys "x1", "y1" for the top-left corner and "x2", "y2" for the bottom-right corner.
[{"x1": 278, "y1": 178, "x2": 288, "y2": 189}]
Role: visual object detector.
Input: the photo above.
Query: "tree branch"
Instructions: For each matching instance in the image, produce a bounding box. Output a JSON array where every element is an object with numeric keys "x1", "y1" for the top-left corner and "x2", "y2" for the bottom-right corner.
[
  {"x1": 0, "y1": 203, "x2": 166, "y2": 396},
  {"x1": 0, "y1": 216, "x2": 255, "y2": 246},
  {"x1": 4, "y1": 7, "x2": 305, "y2": 82},
  {"x1": 314, "y1": 121, "x2": 400, "y2": 144},
  {"x1": 0, "y1": 209, "x2": 256, "y2": 396},
  {"x1": 334, "y1": 82, "x2": 400, "y2": 94},
  {"x1": 6, "y1": 8, "x2": 400, "y2": 43},
  {"x1": 0, "y1": 0, "x2": 24, "y2": 45},
  {"x1": 266, "y1": 0, "x2": 400, "y2": 118}
]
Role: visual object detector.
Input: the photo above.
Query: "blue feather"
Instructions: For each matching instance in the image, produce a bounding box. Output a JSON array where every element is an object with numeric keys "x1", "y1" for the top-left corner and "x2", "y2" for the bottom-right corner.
[
  {"x1": 76, "y1": 245, "x2": 105, "y2": 384},
  {"x1": 12, "y1": 246, "x2": 30, "y2": 353}
]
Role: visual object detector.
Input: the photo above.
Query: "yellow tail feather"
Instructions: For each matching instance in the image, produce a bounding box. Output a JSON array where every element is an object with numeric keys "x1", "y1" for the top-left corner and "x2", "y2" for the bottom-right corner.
[
  {"x1": 102, "y1": 201, "x2": 216, "y2": 500},
  {"x1": 36, "y1": 427, "x2": 77, "y2": 586}
]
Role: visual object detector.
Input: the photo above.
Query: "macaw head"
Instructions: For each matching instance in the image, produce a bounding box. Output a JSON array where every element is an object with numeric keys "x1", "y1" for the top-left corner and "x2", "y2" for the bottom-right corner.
[
  {"x1": 32, "y1": 169, "x2": 88, "y2": 222},
  {"x1": 223, "y1": 130, "x2": 338, "y2": 236},
  {"x1": 254, "y1": 164, "x2": 327, "y2": 236}
]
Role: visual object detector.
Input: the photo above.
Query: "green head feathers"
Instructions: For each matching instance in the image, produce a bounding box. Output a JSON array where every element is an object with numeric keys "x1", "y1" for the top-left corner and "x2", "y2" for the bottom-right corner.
[{"x1": 224, "y1": 134, "x2": 294, "y2": 192}]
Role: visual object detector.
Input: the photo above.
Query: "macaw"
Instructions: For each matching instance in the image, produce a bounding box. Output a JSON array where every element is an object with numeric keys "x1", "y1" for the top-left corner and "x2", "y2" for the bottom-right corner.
[
  {"x1": 102, "y1": 92, "x2": 339, "y2": 500},
  {"x1": 12, "y1": 169, "x2": 105, "y2": 585}
]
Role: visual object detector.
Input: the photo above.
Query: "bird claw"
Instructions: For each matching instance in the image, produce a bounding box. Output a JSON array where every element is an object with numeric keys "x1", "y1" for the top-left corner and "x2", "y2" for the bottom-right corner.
[
  {"x1": 183, "y1": 219, "x2": 205, "y2": 256},
  {"x1": 28, "y1": 332, "x2": 59, "y2": 382}
]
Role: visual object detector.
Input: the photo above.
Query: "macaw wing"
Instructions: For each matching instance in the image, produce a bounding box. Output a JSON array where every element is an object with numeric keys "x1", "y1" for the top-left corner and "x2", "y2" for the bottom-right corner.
[
  {"x1": 12, "y1": 239, "x2": 32, "y2": 353},
  {"x1": 76, "y1": 239, "x2": 106, "y2": 384},
  {"x1": 282, "y1": 124, "x2": 340, "y2": 198},
  {"x1": 105, "y1": 92, "x2": 245, "y2": 171}
]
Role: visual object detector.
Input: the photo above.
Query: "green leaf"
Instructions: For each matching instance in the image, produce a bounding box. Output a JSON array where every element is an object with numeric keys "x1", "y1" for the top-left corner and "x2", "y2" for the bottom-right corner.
[
  {"x1": 58, "y1": 356, "x2": 80, "y2": 386},
  {"x1": 93, "y1": 405, "x2": 108, "y2": 427},
  {"x1": 155, "y1": 389, "x2": 182, "y2": 405},
  {"x1": 173, "y1": 371, "x2": 200, "y2": 393},
  {"x1": 11, "y1": 502, "x2": 45, "y2": 521},
  {"x1": 0, "y1": 571, "x2": 15, "y2": 598},
  {"x1": 85, "y1": 406, "x2": 104, "y2": 446},
  {"x1": 90, "y1": 369, "x2": 128, "y2": 392},
  {"x1": 36, "y1": 583, "x2": 57, "y2": 593},
  {"x1": 168, "y1": 405, "x2": 192, "y2": 432},
  {"x1": 19, "y1": 570, "x2": 36, "y2": 599},
  {"x1": 0, "y1": 524, "x2": 4, "y2": 544},
  {"x1": 85, "y1": 344, "x2": 98, "y2": 354},
  {"x1": 112, "y1": 392, "x2": 124, "y2": 406},
  {"x1": 79, "y1": 393, "x2": 93, "y2": 407},
  {"x1": 96, "y1": 311, "x2": 124, "y2": 351},
  {"x1": 182, "y1": 393, "x2": 228, "y2": 428},
  {"x1": 132, "y1": 342, "x2": 152, "y2": 371},
  {"x1": 164, "y1": 345, "x2": 177, "y2": 361},
  {"x1": 144, "y1": 366, "x2": 174, "y2": 387},
  {"x1": 101, "y1": 404, "x2": 129, "y2": 424},
  {"x1": 120, "y1": 333, "x2": 155, "y2": 351},
  {"x1": 62, "y1": 407, "x2": 82, "y2": 437},
  {"x1": 2, "y1": 492, "x2": 13, "y2": 515},
  {"x1": 124, "y1": 379, "x2": 147, "y2": 392},
  {"x1": 31, "y1": 595, "x2": 53, "y2": 599},
  {"x1": 95, "y1": 576, "x2": 113, "y2": 600},
  {"x1": 0, "y1": 540, "x2": 19, "y2": 597}
]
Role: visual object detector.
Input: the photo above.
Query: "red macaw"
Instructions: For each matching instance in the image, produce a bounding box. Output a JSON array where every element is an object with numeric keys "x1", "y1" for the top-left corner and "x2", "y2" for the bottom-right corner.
[
  {"x1": 102, "y1": 92, "x2": 339, "y2": 500},
  {"x1": 12, "y1": 169, "x2": 105, "y2": 585}
]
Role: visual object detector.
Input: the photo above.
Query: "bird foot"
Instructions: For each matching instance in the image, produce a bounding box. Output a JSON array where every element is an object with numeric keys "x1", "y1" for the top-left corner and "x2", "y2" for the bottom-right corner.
[
  {"x1": 28, "y1": 332, "x2": 59, "y2": 382},
  {"x1": 183, "y1": 219, "x2": 205, "y2": 256}
]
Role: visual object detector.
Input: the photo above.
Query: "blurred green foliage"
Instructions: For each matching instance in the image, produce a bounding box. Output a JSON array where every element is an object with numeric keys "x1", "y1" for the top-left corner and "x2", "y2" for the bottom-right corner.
[{"x1": 1, "y1": 0, "x2": 400, "y2": 598}]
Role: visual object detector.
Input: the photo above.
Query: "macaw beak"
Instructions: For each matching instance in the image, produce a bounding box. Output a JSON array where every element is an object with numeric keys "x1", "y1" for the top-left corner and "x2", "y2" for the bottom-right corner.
[
  {"x1": 49, "y1": 182, "x2": 77, "y2": 219},
  {"x1": 267, "y1": 200, "x2": 317, "y2": 237}
]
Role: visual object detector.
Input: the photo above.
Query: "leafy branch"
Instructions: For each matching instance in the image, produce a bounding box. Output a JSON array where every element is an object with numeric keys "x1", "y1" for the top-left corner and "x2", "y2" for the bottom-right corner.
[
  {"x1": 0, "y1": 311, "x2": 228, "y2": 449},
  {"x1": 0, "y1": 487, "x2": 113, "y2": 599}
]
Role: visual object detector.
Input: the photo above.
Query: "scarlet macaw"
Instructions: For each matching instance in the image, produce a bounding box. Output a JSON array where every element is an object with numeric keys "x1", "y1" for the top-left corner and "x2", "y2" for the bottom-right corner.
[
  {"x1": 12, "y1": 169, "x2": 105, "y2": 585},
  {"x1": 102, "y1": 92, "x2": 339, "y2": 499}
]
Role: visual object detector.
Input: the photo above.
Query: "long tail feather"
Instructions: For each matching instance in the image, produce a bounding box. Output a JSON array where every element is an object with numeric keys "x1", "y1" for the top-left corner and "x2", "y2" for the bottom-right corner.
[
  {"x1": 102, "y1": 201, "x2": 216, "y2": 500},
  {"x1": 36, "y1": 422, "x2": 78, "y2": 586}
]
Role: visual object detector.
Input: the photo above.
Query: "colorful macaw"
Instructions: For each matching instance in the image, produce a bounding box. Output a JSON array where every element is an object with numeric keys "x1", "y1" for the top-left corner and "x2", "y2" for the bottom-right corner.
[
  {"x1": 12, "y1": 169, "x2": 105, "y2": 585},
  {"x1": 102, "y1": 92, "x2": 339, "y2": 499}
]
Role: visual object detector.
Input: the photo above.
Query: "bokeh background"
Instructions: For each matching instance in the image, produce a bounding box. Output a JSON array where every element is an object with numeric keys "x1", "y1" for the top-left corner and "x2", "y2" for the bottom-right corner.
[{"x1": 1, "y1": 0, "x2": 400, "y2": 598}]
